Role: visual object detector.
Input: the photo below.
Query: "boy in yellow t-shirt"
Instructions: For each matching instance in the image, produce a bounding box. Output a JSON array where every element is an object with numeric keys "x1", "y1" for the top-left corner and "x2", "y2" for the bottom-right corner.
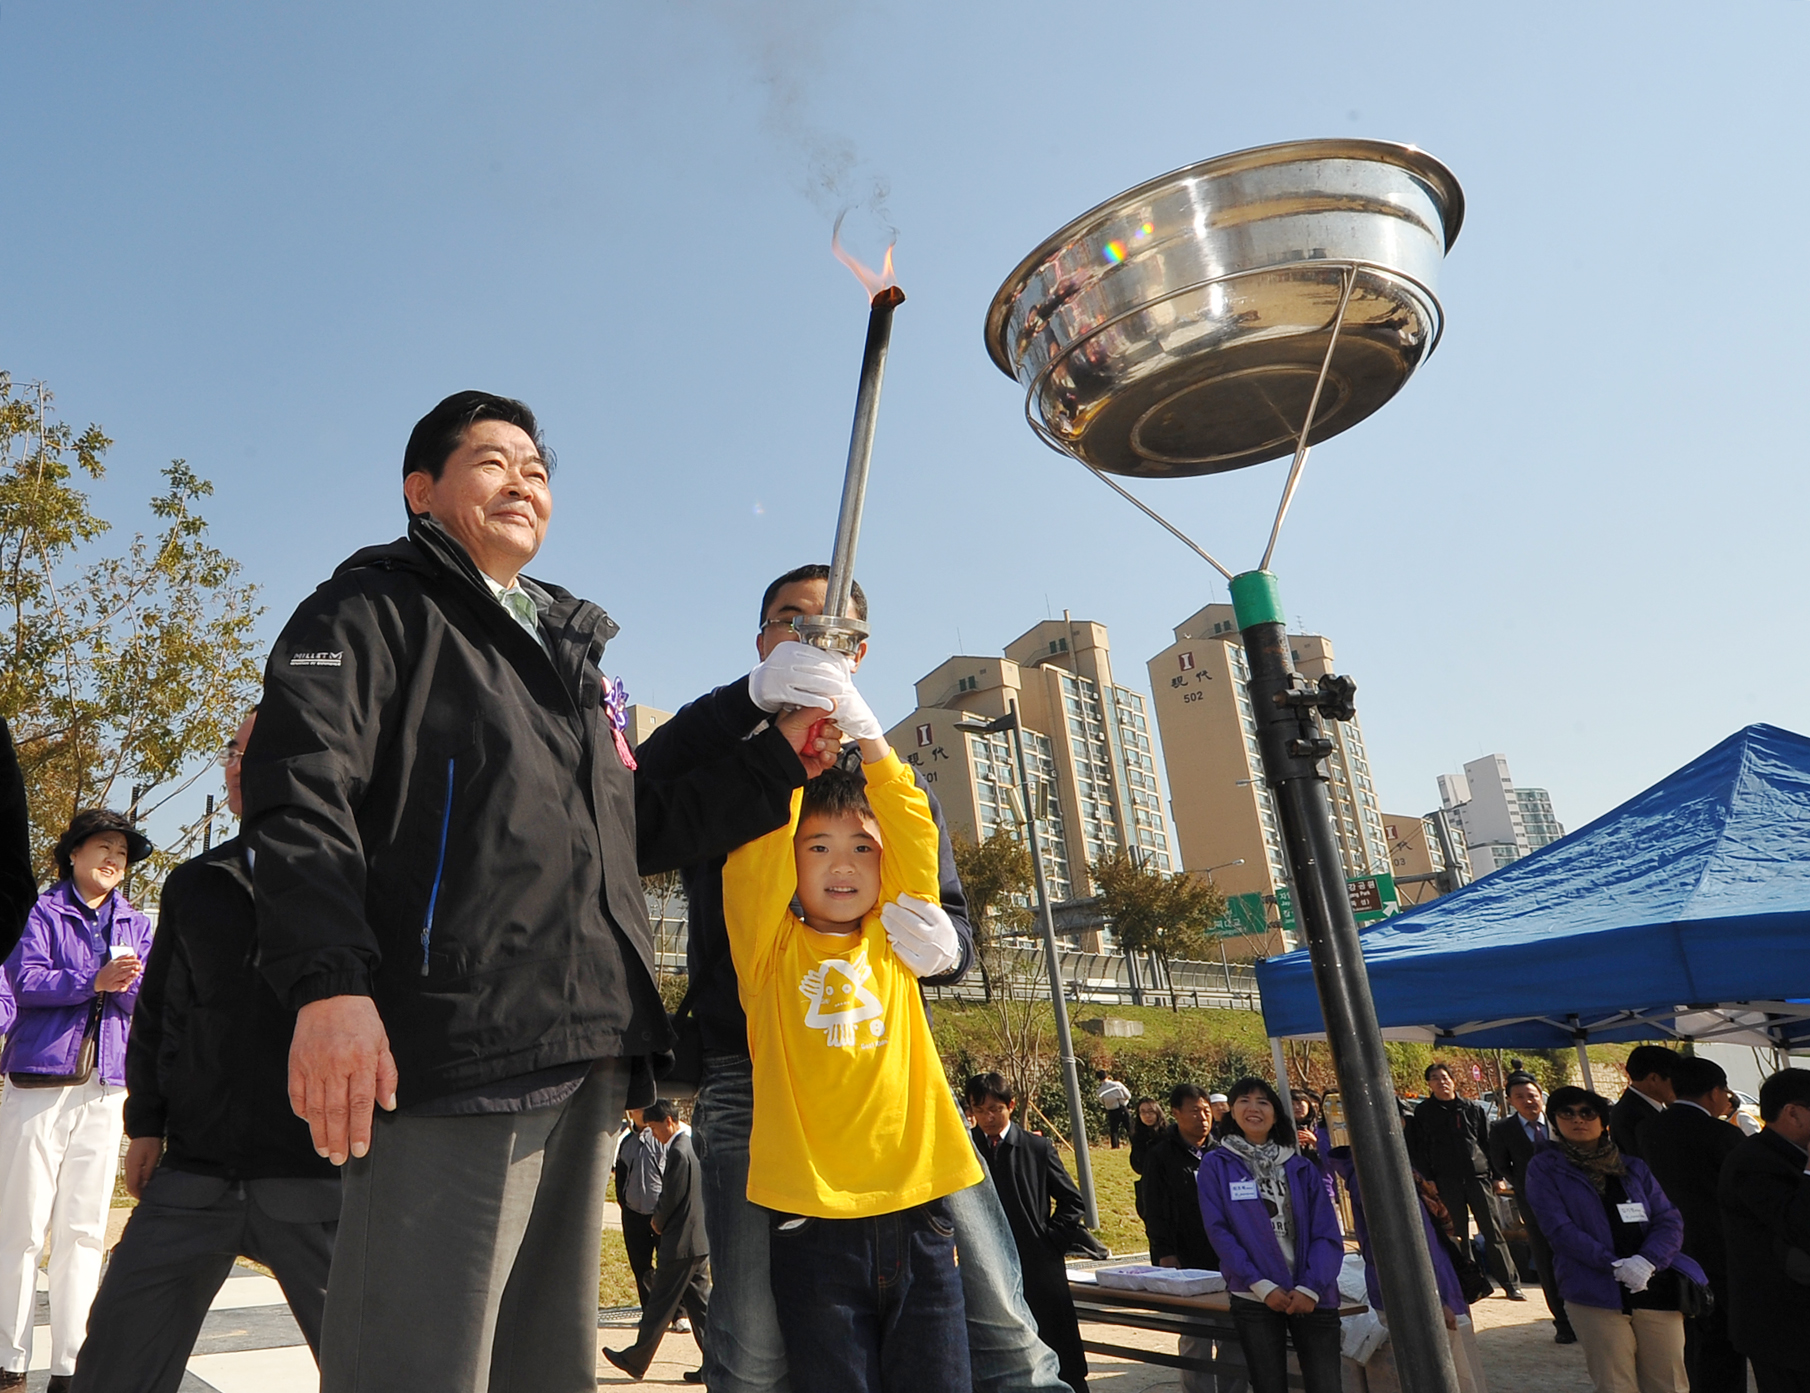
[{"x1": 722, "y1": 701, "x2": 982, "y2": 1393}]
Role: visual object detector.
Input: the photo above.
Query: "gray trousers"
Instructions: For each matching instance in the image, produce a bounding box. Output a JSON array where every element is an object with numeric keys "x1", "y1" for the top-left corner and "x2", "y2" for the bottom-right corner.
[
  {"x1": 320, "y1": 1059, "x2": 629, "y2": 1393},
  {"x1": 71, "y1": 1168, "x2": 339, "y2": 1393}
]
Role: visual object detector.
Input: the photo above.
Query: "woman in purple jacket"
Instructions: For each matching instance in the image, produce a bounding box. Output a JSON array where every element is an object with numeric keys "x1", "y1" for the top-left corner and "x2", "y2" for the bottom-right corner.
[
  {"x1": 1522, "y1": 1086, "x2": 1702, "y2": 1393},
  {"x1": 0, "y1": 810, "x2": 153, "y2": 1391},
  {"x1": 1197, "y1": 1077, "x2": 1345, "y2": 1393}
]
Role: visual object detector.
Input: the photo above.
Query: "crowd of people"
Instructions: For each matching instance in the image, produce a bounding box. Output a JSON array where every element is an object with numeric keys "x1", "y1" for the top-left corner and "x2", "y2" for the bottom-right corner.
[{"x1": 0, "y1": 390, "x2": 1805, "y2": 1393}]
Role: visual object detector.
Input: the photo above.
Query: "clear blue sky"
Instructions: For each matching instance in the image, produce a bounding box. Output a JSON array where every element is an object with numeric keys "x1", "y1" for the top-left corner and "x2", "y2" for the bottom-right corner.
[{"x1": 5, "y1": 2, "x2": 1807, "y2": 850}]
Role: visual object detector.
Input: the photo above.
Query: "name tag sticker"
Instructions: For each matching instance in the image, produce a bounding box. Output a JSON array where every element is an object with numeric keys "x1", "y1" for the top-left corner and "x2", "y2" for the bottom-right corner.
[
  {"x1": 1617, "y1": 1202, "x2": 1649, "y2": 1223},
  {"x1": 1230, "y1": 1180, "x2": 1259, "y2": 1201}
]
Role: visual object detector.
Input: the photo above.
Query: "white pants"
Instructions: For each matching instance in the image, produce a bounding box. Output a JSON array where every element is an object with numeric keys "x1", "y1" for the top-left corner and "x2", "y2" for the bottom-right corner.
[{"x1": 0, "y1": 1077, "x2": 127, "y2": 1376}]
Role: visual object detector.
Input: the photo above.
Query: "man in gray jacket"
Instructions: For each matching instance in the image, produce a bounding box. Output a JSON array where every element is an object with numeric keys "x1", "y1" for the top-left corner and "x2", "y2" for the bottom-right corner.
[{"x1": 605, "y1": 1101, "x2": 708, "y2": 1381}]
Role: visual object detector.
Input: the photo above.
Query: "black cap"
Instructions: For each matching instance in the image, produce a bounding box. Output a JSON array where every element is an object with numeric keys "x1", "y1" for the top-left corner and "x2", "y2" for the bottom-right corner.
[{"x1": 54, "y1": 809, "x2": 153, "y2": 881}]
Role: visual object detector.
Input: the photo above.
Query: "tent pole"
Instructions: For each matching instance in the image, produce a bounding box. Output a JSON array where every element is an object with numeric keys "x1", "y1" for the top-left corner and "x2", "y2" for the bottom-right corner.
[
  {"x1": 1271, "y1": 1037, "x2": 1296, "y2": 1132},
  {"x1": 1234, "y1": 571, "x2": 1459, "y2": 1393},
  {"x1": 1570, "y1": 1015, "x2": 1594, "y2": 1091}
]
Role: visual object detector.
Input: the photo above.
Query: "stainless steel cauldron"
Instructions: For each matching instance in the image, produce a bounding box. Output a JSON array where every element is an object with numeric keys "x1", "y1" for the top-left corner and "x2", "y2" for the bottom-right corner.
[{"x1": 985, "y1": 139, "x2": 1463, "y2": 478}]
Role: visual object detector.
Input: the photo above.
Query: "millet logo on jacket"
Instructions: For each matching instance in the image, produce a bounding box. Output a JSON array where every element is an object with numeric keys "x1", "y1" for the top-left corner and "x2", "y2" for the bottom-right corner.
[{"x1": 289, "y1": 651, "x2": 344, "y2": 667}]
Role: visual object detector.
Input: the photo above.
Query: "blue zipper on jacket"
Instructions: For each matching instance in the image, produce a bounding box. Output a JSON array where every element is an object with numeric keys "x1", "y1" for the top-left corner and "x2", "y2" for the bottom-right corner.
[{"x1": 420, "y1": 758, "x2": 455, "y2": 977}]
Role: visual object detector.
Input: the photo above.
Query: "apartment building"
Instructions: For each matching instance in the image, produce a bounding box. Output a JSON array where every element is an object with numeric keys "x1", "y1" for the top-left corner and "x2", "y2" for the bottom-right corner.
[
  {"x1": 1439, "y1": 753, "x2": 1566, "y2": 874},
  {"x1": 1146, "y1": 603, "x2": 1392, "y2": 911}
]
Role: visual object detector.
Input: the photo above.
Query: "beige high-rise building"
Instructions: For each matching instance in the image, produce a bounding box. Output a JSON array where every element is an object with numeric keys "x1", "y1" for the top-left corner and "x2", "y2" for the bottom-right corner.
[
  {"x1": 1146, "y1": 604, "x2": 1391, "y2": 909},
  {"x1": 883, "y1": 617, "x2": 1176, "y2": 941},
  {"x1": 1383, "y1": 812, "x2": 1468, "y2": 909}
]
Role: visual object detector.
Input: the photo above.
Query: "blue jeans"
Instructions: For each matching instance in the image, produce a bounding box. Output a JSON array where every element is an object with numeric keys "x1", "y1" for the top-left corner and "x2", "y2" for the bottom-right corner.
[
  {"x1": 769, "y1": 1199, "x2": 969, "y2": 1393},
  {"x1": 692, "y1": 1051, "x2": 1066, "y2": 1393}
]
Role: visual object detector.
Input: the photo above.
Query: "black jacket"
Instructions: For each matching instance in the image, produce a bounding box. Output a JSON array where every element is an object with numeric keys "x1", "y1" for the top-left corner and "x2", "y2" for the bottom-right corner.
[
  {"x1": 636, "y1": 676, "x2": 973, "y2": 1055},
  {"x1": 1141, "y1": 1124, "x2": 1219, "y2": 1270},
  {"x1": 1609, "y1": 1087, "x2": 1664, "y2": 1160},
  {"x1": 124, "y1": 838, "x2": 335, "y2": 1181},
  {"x1": 1717, "y1": 1127, "x2": 1810, "y2": 1371},
  {"x1": 1409, "y1": 1095, "x2": 1492, "y2": 1181},
  {"x1": 1643, "y1": 1102, "x2": 1744, "y2": 1280},
  {"x1": 243, "y1": 516, "x2": 805, "y2": 1105},
  {"x1": 975, "y1": 1124, "x2": 1089, "y2": 1259},
  {"x1": 653, "y1": 1130, "x2": 707, "y2": 1262},
  {"x1": 0, "y1": 716, "x2": 35, "y2": 962}
]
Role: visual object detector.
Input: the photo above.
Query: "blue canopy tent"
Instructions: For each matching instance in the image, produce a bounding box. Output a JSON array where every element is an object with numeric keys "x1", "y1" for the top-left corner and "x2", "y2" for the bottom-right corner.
[{"x1": 1254, "y1": 724, "x2": 1810, "y2": 1073}]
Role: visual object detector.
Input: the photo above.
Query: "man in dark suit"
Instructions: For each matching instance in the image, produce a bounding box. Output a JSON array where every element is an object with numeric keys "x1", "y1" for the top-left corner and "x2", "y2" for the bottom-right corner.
[
  {"x1": 1644, "y1": 1056, "x2": 1747, "y2": 1393},
  {"x1": 1717, "y1": 1068, "x2": 1810, "y2": 1393},
  {"x1": 72, "y1": 710, "x2": 341, "y2": 1393},
  {"x1": 968, "y1": 1074, "x2": 1090, "y2": 1393},
  {"x1": 1489, "y1": 1072, "x2": 1574, "y2": 1343},
  {"x1": 605, "y1": 1101, "x2": 709, "y2": 1382},
  {"x1": 1610, "y1": 1044, "x2": 1680, "y2": 1160}
]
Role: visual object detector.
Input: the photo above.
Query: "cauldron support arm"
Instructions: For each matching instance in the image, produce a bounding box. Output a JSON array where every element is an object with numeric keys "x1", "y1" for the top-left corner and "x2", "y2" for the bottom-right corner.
[
  {"x1": 1081, "y1": 465, "x2": 1235, "y2": 581},
  {"x1": 1260, "y1": 265, "x2": 1358, "y2": 571}
]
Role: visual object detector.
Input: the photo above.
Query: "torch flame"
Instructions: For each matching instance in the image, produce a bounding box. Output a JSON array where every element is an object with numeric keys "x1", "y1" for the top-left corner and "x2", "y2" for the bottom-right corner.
[{"x1": 832, "y1": 208, "x2": 898, "y2": 303}]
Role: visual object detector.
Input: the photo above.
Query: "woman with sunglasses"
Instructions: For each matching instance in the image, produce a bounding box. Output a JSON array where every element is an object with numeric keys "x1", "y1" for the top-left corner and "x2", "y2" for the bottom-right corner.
[
  {"x1": 1523, "y1": 1086, "x2": 1702, "y2": 1393},
  {"x1": 1196, "y1": 1077, "x2": 1344, "y2": 1393}
]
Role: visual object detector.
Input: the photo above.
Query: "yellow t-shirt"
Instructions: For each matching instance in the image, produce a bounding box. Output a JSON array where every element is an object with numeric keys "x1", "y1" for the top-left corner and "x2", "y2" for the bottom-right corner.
[{"x1": 722, "y1": 751, "x2": 983, "y2": 1218}]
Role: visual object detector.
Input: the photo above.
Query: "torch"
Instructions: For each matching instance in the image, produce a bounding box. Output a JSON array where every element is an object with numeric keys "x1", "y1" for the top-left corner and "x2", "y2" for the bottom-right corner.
[{"x1": 792, "y1": 223, "x2": 904, "y2": 656}]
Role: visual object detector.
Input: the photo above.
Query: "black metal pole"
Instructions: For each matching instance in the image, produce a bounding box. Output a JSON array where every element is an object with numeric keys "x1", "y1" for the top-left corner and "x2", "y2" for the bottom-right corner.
[
  {"x1": 1006, "y1": 698, "x2": 1099, "y2": 1228},
  {"x1": 1231, "y1": 569, "x2": 1460, "y2": 1393}
]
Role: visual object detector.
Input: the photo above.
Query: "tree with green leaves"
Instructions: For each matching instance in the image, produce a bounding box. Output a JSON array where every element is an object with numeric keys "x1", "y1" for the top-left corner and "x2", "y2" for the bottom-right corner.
[
  {"x1": 1091, "y1": 848, "x2": 1227, "y2": 969},
  {"x1": 0, "y1": 373, "x2": 263, "y2": 892},
  {"x1": 948, "y1": 826, "x2": 1031, "y2": 1002}
]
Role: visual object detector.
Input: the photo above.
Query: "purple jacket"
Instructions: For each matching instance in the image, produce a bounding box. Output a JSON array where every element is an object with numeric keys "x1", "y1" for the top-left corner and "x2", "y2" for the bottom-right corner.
[
  {"x1": 1, "y1": 881, "x2": 153, "y2": 1085},
  {"x1": 1523, "y1": 1144, "x2": 1707, "y2": 1311},
  {"x1": 1197, "y1": 1144, "x2": 1345, "y2": 1307},
  {"x1": 1323, "y1": 1132, "x2": 1469, "y2": 1316},
  {"x1": 0, "y1": 967, "x2": 13, "y2": 1036}
]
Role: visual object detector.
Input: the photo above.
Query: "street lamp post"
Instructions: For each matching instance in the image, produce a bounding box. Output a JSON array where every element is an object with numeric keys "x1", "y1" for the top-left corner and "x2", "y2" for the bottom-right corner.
[{"x1": 957, "y1": 702, "x2": 1099, "y2": 1228}]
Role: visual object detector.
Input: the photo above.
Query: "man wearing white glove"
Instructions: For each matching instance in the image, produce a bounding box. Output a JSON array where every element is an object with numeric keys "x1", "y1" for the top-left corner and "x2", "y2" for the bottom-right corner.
[{"x1": 637, "y1": 564, "x2": 1068, "y2": 1393}]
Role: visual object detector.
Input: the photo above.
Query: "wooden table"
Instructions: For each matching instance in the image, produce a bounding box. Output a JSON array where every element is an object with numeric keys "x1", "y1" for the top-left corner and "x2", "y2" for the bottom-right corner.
[{"x1": 1069, "y1": 1270, "x2": 1367, "y2": 1385}]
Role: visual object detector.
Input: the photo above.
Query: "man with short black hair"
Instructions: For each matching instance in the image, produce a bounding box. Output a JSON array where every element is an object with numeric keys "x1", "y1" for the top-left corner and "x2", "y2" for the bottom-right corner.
[
  {"x1": 1140, "y1": 1083, "x2": 1226, "y2": 1393},
  {"x1": 1718, "y1": 1069, "x2": 1810, "y2": 1393},
  {"x1": 1410, "y1": 1062, "x2": 1522, "y2": 1300},
  {"x1": 246, "y1": 391, "x2": 818, "y2": 1392},
  {"x1": 1096, "y1": 1070, "x2": 1132, "y2": 1149},
  {"x1": 1611, "y1": 1044, "x2": 1681, "y2": 1160},
  {"x1": 1489, "y1": 1072, "x2": 1573, "y2": 1342},
  {"x1": 613, "y1": 1107, "x2": 663, "y2": 1310},
  {"x1": 969, "y1": 1075, "x2": 1091, "y2": 1393},
  {"x1": 1645, "y1": 1055, "x2": 1747, "y2": 1393},
  {"x1": 636, "y1": 564, "x2": 1068, "y2": 1393}
]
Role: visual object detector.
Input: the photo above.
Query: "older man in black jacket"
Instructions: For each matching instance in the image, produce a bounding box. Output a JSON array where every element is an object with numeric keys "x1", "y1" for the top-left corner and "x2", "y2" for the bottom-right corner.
[
  {"x1": 1410, "y1": 1062, "x2": 1521, "y2": 1300},
  {"x1": 244, "y1": 392, "x2": 823, "y2": 1393},
  {"x1": 1644, "y1": 1056, "x2": 1748, "y2": 1393},
  {"x1": 0, "y1": 715, "x2": 34, "y2": 962},
  {"x1": 73, "y1": 709, "x2": 340, "y2": 1393},
  {"x1": 1718, "y1": 1069, "x2": 1810, "y2": 1393}
]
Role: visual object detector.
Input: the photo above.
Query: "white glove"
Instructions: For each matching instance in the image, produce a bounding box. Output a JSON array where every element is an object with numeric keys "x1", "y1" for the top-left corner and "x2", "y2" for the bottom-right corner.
[
  {"x1": 748, "y1": 642, "x2": 848, "y2": 714},
  {"x1": 828, "y1": 675, "x2": 884, "y2": 742},
  {"x1": 1611, "y1": 1256, "x2": 1655, "y2": 1292},
  {"x1": 880, "y1": 895, "x2": 963, "y2": 978}
]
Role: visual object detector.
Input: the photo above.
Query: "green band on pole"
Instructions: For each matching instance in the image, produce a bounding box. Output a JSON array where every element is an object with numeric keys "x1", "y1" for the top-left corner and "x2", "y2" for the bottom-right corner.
[{"x1": 1230, "y1": 570, "x2": 1285, "y2": 630}]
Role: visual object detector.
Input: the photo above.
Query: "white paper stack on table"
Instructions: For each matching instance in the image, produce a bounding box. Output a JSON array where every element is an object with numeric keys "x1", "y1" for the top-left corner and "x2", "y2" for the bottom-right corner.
[{"x1": 1094, "y1": 1265, "x2": 1227, "y2": 1296}]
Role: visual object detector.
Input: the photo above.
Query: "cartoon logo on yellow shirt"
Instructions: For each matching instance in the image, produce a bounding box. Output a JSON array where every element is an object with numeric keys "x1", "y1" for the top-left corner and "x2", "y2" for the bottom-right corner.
[{"x1": 798, "y1": 949, "x2": 886, "y2": 1048}]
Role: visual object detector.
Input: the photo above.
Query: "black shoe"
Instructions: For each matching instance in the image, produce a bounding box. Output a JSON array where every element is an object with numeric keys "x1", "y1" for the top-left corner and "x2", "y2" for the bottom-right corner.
[
  {"x1": 1555, "y1": 1325, "x2": 1578, "y2": 1345},
  {"x1": 603, "y1": 1347, "x2": 648, "y2": 1381},
  {"x1": 683, "y1": 1373, "x2": 705, "y2": 1384},
  {"x1": 48, "y1": 1378, "x2": 73, "y2": 1393},
  {"x1": 1504, "y1": 1287, "x2": 1527, "y2": 1301}
]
